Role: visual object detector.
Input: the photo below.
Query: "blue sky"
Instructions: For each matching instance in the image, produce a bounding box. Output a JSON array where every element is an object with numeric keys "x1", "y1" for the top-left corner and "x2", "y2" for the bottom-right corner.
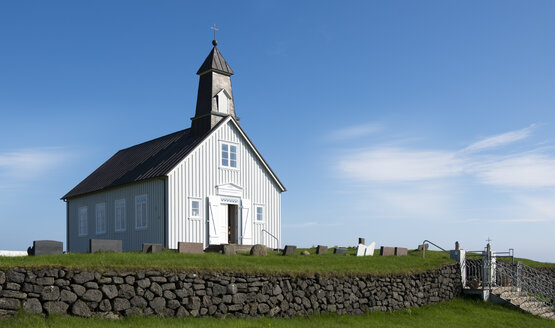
[{"x1": 1, "y1": 1, "x2": 554, "y2": 262}]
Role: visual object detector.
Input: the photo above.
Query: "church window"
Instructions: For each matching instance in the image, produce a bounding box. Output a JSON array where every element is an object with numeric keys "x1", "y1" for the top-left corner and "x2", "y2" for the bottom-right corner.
[
  {"x1": 221, "y1": 142, "x2": 238, "y2": 169},
  {"x1": 135, "y1": 195, "x2": 148, "y2": 229},
  {"x1": 96, "y1": 203, "x2": 106, "y2": 234},
  {"x1": 115, "y1": 199, "x2": 126, "y2": 232},
  {"x1": 255, "y1": 205, "x2": 264, "y2": 222},
  {"x1": 189, "y1": 198, "x2": 201, "y2": 219},
  {"x1": 78, "y1": 206, "x2": 88, "y2": 236}
]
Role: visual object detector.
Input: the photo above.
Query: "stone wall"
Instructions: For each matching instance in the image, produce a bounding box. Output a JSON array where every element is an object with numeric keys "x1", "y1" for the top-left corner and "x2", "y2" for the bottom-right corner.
[{"x1": 0, "y1": 263, "x2": 462, "y2": 318}]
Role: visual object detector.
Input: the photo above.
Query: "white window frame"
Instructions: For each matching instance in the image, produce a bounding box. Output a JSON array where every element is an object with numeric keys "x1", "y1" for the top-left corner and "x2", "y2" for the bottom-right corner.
[
  {"x1": 220, "y1": 141, "x2": 239, "y2": 170},
  {"x1": 135, "y1": 194, "x2": 148, "y2": 230},
  {"x1": 189, "y1": 197, "x2": 202, "y2": 220},
  {"x1": 78, "y1": 206, "x2": 88, "y2": 236},
  {"x1": 254, "y1": 204, "x2": 265, "y2": 224},
  {"x1": 95, "y1": 203, "x2": 107, "y2": 234},
  {"x1": 114, "y1": 199, "x2": 126, "y2": 232}
]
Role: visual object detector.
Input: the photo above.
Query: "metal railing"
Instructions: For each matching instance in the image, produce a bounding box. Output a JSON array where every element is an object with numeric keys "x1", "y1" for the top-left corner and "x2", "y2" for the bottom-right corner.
[
  {"x1": 495, "y1": 261, "x2": 554, "y2": 309},
  {"x1": 261, "y1": 229, "x2": 279, "y2": 248},
  {"x1": 421, "y1": 240, "x2": 450, "y2": 258}
]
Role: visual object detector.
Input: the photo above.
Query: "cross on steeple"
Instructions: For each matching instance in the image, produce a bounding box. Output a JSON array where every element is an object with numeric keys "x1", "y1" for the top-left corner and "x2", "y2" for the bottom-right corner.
[
  {"x1": 211, "y1": 24, "x2": 219, "y2": 44},
  {"x1": 486, "y1": 237, "x2": 492, "y2": 243}
]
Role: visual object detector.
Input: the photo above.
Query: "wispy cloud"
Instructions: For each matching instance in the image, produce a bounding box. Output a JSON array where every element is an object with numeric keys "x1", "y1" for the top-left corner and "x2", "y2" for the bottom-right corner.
[
  {"x1": 0, "y1": 148, "x2": 69, "y2": 179},
  {"x1": 461, "y1": 124, "x2": 535, "y2": 153},
  {"x1": 328, "y1": 123, "x2": 381, "y2": 141},
  {"x1": 338, "y1": 148, "x2": 463, "y2": 181}
]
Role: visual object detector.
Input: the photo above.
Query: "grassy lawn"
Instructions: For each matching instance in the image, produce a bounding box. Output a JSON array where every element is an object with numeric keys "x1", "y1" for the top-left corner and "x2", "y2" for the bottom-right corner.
[
  {"x1": 0, "y1": 248, "x2": 456, "y2": 276},
  {"x1": 1, "y1": 297, "x2": 552, "y2": 328}
]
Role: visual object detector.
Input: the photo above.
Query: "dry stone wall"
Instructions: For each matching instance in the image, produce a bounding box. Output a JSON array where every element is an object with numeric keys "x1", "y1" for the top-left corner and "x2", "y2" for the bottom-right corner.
[{"x1": 0, "y1": 263, "x2": 461, "y2": 318}]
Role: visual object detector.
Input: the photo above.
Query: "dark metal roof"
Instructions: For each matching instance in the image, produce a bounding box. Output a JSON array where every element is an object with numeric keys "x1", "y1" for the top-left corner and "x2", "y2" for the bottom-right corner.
[
  {"x1": 62, "y1": 125, "x2": 214, "y2": 199},
  {"x1": 196, "y1": 46, "x2": 234, "y2": 76}
]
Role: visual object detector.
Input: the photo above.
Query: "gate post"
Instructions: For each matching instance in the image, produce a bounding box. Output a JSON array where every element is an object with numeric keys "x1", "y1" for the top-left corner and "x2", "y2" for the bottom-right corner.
[{"x1": 450, "y1": 244, "x2": 466, "y2": 288}]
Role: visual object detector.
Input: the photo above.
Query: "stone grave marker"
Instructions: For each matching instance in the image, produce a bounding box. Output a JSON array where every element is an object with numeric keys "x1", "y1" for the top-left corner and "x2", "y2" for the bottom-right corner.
[
  {"x1": 178, "y1": 242, "x2": 203, "y2": 254},
  {"x1": 90, "y1": 239, "x2": 122, "y2": 253},
  {"x1": 417, "y1": 244, "x2": 429, "y2": 251},
  {"x1": 356, "y1": 244, "x2": 367, "y2": 257},
  {"x1": 334, "y1": 247, "x2": 348, "y2": 255},
  {"x1": 250, "y1": 244, "x2": 267, "y2": 256},
  {"x1": 142, "y1": 243, "x2": 162, "y2": 254},
  {"x1": 28, "y1": 240, "x2": 63, "y2": 256},
  {"x1": 282, "y1": 245, "x2": 297, "y2": 256},
  {"x1": 316, "y1": 245, "x2": 328, "y2": 255},
  {"x1": 394, "y1": 247, "x2": 408, "y2": 256},
  {"x1": 380, "y1": 246, "x2": 395, "y2": 256},
  {"x1": 365, "y1": 241, "x2": 376, "y2": 256}
]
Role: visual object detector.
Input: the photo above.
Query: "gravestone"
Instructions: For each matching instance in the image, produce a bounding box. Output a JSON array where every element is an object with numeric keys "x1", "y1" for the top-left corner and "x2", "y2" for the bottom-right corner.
[
  {"x1": 28, "y1": 240, "x2": 63, "y2": 256},
  {"x1": 178, "y1": 242, "x2": 203, "y2": 254},
  {"x1": 90, "y1": 239, "x2": 122, "y2": 253},
  {"x1": 316, "y1": 245, "x2": 328, "y2": 255},
  {"x1": 366, "y1": 241, "x2": 376, "y2": 256},
  {"x1": 356, "y1": 244, "x2": 367, "y2": 257},
  {"x1": 417, "y1": 244, "x2": 429, "y2": 251},
  {"x1": 301, "y1": 250, "x2": 310, "y2": 255},
  {"x1": 282, "y1": 245, "x2": 297, "y2": 256},
  {"x1": 358, "y1": 237, "x2": 365, "y2": 245},
  {"x1": 455, "y1": 241, "x2": 460, "y2": 250},
  {"x1": 250, "y1": 244, "x2": 267, "y2": 256},
  {"x1": 394, "y1": 247, "x2": 408, "y2": 256},
  {"x1": 223, "y1": 244, "x2": 236, "y2": 256},
  {"x1": 142, "y1": 243, "x2": 162, "y2": 254},
  {"x1": 380, "y1": 246, "x2": 395, "y2": 256},
  {"x1": 334, "y1": 247, "x2": 348, "y2": 255}
]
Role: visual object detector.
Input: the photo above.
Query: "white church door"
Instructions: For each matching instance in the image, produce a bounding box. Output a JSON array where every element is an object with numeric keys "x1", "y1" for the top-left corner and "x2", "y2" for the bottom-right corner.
[
  {"x1": 240, "y1": 199, "x2": 252, "y2": 245},
  {"x1": 208, "y1": 196, "x2": 227, "y2": 245}
]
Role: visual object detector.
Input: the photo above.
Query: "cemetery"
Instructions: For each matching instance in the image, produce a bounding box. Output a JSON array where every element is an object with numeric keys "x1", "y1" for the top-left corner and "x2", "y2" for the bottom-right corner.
[{"x1": 0, "y1": 238, "x2": 553, "y2": 322}]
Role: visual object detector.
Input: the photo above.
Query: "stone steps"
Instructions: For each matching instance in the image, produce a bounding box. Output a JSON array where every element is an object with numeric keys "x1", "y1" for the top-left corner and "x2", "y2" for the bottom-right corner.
[{"x1": 491, "y1": 287, "x2": 554, "y2": 321}]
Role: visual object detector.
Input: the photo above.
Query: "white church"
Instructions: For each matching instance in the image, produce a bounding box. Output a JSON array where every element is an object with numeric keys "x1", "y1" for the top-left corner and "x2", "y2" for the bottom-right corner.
[{"x1": 62, "y1": 39, "x2": 286, "y2": 252}]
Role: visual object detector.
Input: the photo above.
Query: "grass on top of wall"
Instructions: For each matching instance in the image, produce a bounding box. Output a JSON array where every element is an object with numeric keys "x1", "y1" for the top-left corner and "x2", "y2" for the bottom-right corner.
[
  {"x1": 0, "y1": 249, "x2": 455, "y2": 276},
  {"x1": 1, "y1": 297, "x2": 553, "y2": 328}
]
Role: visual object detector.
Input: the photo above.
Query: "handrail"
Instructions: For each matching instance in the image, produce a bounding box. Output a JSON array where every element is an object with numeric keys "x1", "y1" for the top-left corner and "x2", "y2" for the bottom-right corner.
[
  {"x1": 421, "y1": 239, "x2": 450, "y2": 258},
  {"x1": 261, "y1": 229, "x2": 279, "y2": 247}
]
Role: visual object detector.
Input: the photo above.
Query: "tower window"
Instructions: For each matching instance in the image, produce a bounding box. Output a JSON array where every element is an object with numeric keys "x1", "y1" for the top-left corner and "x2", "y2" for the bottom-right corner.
[{"x1": 216, "y1": 89, "x2": 231, "y2": 114}]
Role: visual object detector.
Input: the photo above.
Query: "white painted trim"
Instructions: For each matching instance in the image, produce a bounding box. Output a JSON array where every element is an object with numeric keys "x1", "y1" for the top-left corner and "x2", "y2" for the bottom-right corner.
[
  {"x1": 188, "y1": 197, "x2": 202, "y2": 220},
  {"x1": 114, "y1": 198, "x2": 126, "y2": 232},
  {"x1": 78, "y1": 206, "x2": 88, "y2": 236},
  {"x1": 95, "y1": 202, "x2": 107, "y2": 235},
  {"x1": 135, "y1": 194, "x2": 148, "y2": 230},
  {"x1": 216, "y1": 183, "x2": 243, "y2": 197}
]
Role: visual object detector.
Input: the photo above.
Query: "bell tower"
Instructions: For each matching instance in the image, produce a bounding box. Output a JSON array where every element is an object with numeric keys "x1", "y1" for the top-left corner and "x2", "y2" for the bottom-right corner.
[{"x1": 191, "y1": 38, "x2": 238, "y2": 136}]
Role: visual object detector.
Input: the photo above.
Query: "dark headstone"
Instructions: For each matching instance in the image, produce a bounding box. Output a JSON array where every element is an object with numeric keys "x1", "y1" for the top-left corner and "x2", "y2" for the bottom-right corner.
[
  {"x1": 358, "y1": 237, "x2": 365, "y2": 245},
  {"x1": 250, "y1": 244, "x2": 267, "y2": 256},
  {"x1": 142, "y1": 243, "x2": 163, "y2": 254},
  {"x1": 316, "y1": 245, "x2": 328, "y2": 255},
  {"x1": 178, "y1": 242, "x2": 203, "y2": 254},
  {"x1": 334, "y1": 247, "x2": 348, "y2": 255},
  {"x1": 28, "y1": 240, "x2": 63, "y2": 256},
  {"x1": 282, "y1": 245, "x2": 297, "y2": 256},
  {"x1": 90, "y1": 239, "x2": 122, "y2": 253},
  {"x1": 417, "y1": 244, "x2": 429, "y2": 251},
  {"x1": 394, "y1": 247, "x2": 408, "y2": 256},
  {"x1": 380, "y1": 246, "x2": 395, "y2": 256}
]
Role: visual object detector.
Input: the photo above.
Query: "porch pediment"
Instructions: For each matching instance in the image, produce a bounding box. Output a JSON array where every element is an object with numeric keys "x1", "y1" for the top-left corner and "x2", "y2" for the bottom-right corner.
[{"x1": 216, "y1": 183, "x2": 243, "y2": 197}]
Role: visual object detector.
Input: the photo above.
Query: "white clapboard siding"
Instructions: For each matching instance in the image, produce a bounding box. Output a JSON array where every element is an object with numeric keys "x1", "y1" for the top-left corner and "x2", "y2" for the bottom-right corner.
[
  {"x1": 167, "y1": 119, "x2": 282, "y2": 249},
  {"x1": 67, "y1": 179, "x2": 165, "y2": 252}
]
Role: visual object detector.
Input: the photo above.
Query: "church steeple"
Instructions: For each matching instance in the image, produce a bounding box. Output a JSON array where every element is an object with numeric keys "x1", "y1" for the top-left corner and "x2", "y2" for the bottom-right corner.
[{"x1": 191, "y1": 38, "x2": 238, "y2": 136}]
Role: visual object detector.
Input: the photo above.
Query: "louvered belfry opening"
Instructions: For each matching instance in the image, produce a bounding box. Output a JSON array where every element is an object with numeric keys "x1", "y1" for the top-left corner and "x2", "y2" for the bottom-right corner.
[{"x1": 191, "y1": 41, "x2": 238, "y2": 136}]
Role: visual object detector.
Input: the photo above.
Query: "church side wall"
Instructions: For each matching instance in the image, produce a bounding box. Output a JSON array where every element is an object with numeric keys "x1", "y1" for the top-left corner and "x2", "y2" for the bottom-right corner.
[
  {"x1": 67, "y1": 179, "x2": 165, "y2": 252},
  {"x1": 167, "y1": 120, "x2": 282, "y2": 249}
]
